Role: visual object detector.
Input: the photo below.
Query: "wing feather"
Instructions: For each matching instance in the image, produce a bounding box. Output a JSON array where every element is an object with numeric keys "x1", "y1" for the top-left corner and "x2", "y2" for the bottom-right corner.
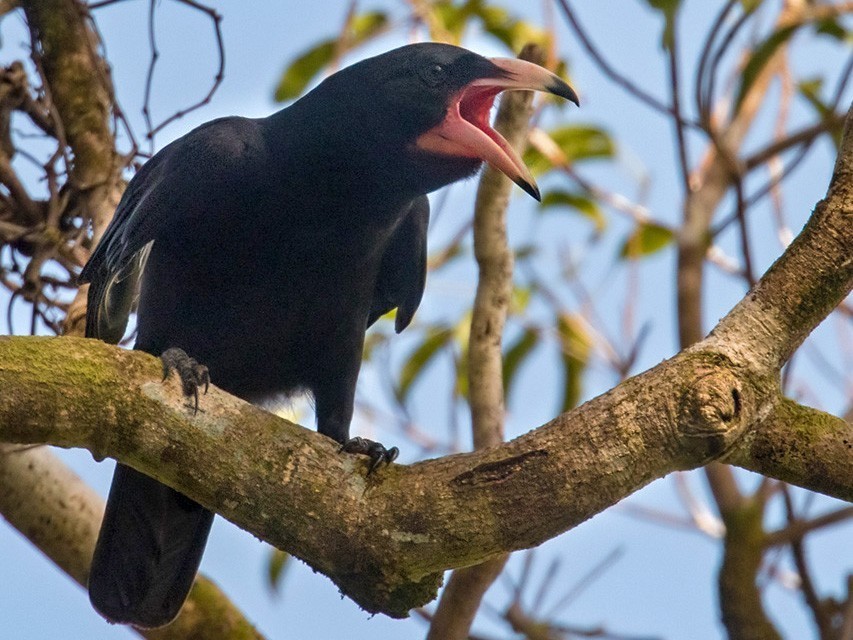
[
  {"x1": 80, "y1": 117, "x2": 262, "y2": 342},
  {"x1": 368, "y1": 195, "x2": 430, "y2": 333}
]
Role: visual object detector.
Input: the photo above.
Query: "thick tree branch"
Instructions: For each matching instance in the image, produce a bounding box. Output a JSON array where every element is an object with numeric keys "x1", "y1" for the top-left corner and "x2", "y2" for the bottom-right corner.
[
  {"x1": 763, "y1": 506, "x2": 853, "y2": 548},
  {"x1": 0, "y1": 329, "x2": 844, "y2": 616},
  {"x1": 0, "y1": 333, "x2": 760, "y2": 615},
  {"x1": 725, "y1": 399, "x2": 853, "y2": 503},
  {"x1": 0, "y1": 444, "x2": 265, "y2": 639}
]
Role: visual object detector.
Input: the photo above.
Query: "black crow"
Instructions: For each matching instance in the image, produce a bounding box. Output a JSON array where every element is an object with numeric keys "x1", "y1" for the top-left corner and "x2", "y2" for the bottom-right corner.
[{"x1": 81, "y1": 42, "x2": 577, "y2": 628}]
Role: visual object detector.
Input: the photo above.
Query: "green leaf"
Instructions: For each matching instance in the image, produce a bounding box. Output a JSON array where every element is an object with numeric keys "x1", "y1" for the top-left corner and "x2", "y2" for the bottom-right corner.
[
  {"x1": 557, "y1": 314, "x2": 590, "y2": 412},
  {"x1": 502, "y1": 328, "x2": 538, "y2": 400},
  {"x1": 398, "y1": 327, "x2": 454, "y2": 400},
  {"x1": 432, "y1": 1, "x2": 470, "y2": 43},
  {"x1": 476, "y1": 3, "x2": 511, "y2": 32},
  {"x1": 429, "y1": 241, "x2": 467, "y2": 271},
  {"x1": 814, "y1": 17, "x2": 848, "y2": 42},
  {"x1": 733, "y1": 24, "x2": 799, "y2": 114},
  {"x1": 274, "y1": 40, "x2": 336, "y2": 101},
  {"x1": 267, "y1": 548, "x2": 290, "y2": 594},
  {"x1": 798, "y1": 78, "x2": 843, "y2": 149},
  {"x1": 798, "y1": 78, "x2": 829, "y2": 116},
  {"x1": 740, "y1": 0, "x2": 764, "y2": 12},
  {"x1": 274, "y1": 11, "x2": 388, "y2": 101},
  {"x1": 452, "y1": 312, "x2": 471, "y2": 399},
  {"x1": 482, "y1": 16, "x2": 549, "y2": 51},
  {"x1": 643, "y1": 0, "x2": 682, "y2": 50},
  {"x1": 523, "y1": 125, "x2": 615, "y2": 176},
  {"x1": 362, "y1": 331, "x2": 389, "y2": 361},
  {"x1": 433, "y1": 0, "x2": 550, "y2": 51},
  {"x1": 619, "y1": 222, "x2": 674, "y2": 259},
  {"x1": 539, "y1": 190, "x2": 606, "y2": 232},
  {"x1": 510, "y1": 285, "x2": 533, "y2": 313},
  {"x1": 513, "y1": 244, "x2": 538, "y2": 262},
  {"x1": 350, "y1": 10, "x2": 388, "y2": 41}
]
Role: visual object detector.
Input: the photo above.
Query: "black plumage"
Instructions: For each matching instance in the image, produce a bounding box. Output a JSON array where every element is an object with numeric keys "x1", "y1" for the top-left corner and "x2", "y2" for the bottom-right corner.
[{"x1": 81, "y1": 42, "x2": 577, "y2": 627}]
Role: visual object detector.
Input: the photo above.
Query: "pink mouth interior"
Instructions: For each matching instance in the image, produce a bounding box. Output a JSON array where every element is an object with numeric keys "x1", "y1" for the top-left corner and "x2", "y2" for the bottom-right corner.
[{"x1": 457, "y1": 86, "x2": 503, "y2": 153}]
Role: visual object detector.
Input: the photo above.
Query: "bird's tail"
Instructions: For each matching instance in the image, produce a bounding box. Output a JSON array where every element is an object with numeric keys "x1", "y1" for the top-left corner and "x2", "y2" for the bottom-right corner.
[{"x1": 88, "y1": 463, "x2": 214, "y2": 628}]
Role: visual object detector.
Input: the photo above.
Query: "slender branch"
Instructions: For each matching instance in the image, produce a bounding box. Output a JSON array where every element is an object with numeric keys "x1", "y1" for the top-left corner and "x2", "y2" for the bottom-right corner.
[
  {"x1": 427, "y1": 44, "x2": 543, "y2": 640},
  {"x1": 0, "y1": 152, "x2": 41, "y2": 223},
  {"x1": 717, "y1": 496, "x2": 782, "y2": 640},
  {"x1": 782, "y1": 487, "x2": 835, "y2": 640},
  {"x1": 554, "y1": 0, "x2": 698, "y2": 128},
  {"x1": 695, "y1": 0, "x2": 738, "y2": 128},
  {"x1": 144, "y1": 0, "x2": 224, "y2": 140},
  {"x1": 141, "y1": 0, "x2": 159, "y2": 144},
  {"x1": 701, "y1": 7, "x2": 752, "y2": 130},
  {"x1": 704, "y1": 463, "x2": 744, "y2": 513},
  {"x1": 733, "y1": 177, "x2": 756, "y2": 287},
  {"x1": 666, "y1": 22, "x2": 691, "y2": 195},
  {"x1": 744, "y1": 113, "x2": 846, "y2": 172},
  {"x1": 0, "y1": 444, "x2": 265, "y2": 639},
  {"x1": 763, "y1": 506, "x2": 853, "y2": 548}
]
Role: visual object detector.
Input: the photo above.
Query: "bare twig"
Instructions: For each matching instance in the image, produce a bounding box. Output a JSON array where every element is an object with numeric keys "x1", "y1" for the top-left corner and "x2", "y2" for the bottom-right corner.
[
  {"x1": 144, "y1": 0, "x2": 225, "y2": 140},
  {"x1": 744, "y1": 113, "x2": 847, "y2": 172},
  {"x1": 695, "y1": 0, "x2": 738, "y2": 127},
  {"x1": 781, "y1": 487, "x2": 836, "y2": 640},
  {"x1": 555, "y1": 0, "x2": 697, "y2": 128},
  {"x1": 665, "y1": 19, "x2": 691, "y2": 195},
  {"x1": 765, "y1": 505, "x2": 853, "y2": 548}
]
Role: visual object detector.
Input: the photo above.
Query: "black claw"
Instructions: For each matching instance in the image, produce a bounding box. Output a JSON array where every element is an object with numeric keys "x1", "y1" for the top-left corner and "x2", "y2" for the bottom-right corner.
[
  {"x1": 341, "y1": 437, "x2": 398, "y2": 474},
  {"x1": 161, "y1": 347, "x2": 210, "y2": 414}
]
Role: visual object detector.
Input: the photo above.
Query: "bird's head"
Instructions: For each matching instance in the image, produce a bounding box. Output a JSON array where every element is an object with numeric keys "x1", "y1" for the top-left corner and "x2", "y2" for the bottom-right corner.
[{"x1": 308, "y1": 43, "x2": 578, "y2": 201}]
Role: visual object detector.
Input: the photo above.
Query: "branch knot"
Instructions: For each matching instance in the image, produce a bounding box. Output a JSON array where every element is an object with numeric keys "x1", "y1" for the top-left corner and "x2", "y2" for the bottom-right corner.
[{"x1": 677, "y1": 367, "x2": 745, "y2": 463}]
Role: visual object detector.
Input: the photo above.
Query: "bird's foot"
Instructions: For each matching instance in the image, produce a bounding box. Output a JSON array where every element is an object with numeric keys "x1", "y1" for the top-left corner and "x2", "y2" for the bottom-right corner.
[
  {"x1": 161, "y1": 347, "x2": 210, "y2": 413},
  {"x1": 340, "y1": 437, "x2": 399, "y2": 475}
]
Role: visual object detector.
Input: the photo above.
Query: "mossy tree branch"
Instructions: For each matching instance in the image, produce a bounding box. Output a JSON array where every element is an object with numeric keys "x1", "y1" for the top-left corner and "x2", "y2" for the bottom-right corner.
[
  {"x1": 0, "y1": 331, "x2": 850, "y2": 617},
  {"x1": 0, "y1": 335, "x2": 759, "y2": 616}
]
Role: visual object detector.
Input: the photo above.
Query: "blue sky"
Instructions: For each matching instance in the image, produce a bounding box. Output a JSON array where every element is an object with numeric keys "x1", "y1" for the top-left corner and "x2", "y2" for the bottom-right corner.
[{"x1": 1, "y1": 1, "x2": 851, "y2": 639}]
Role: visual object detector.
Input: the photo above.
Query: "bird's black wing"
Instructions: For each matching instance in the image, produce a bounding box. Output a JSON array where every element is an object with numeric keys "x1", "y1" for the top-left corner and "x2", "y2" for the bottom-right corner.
[
  {"x1": 80, "y1": 117, "x2": 262, "y2": 343},
  {"x1": 368, "y1": 195, "x2": 430, "y2": 333}
]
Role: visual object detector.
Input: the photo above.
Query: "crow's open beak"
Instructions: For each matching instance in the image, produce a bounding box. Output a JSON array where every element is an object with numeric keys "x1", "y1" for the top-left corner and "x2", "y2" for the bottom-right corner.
[{"x1": 415, "y1": 57, "x2": 578, "y2": 200}]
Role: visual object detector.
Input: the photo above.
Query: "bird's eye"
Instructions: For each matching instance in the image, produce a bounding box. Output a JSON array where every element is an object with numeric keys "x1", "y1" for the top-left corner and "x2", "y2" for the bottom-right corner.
[{"x1": 420, "y1": 63, "x2": 446, "y2": 87}]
